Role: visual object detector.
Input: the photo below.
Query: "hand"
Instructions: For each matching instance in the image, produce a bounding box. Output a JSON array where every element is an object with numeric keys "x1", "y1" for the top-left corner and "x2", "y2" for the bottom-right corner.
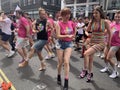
[
  {"x1": 24, "y1": 37, "x2": 29, "y2": 41},
  {"x1": 67, "y1": 35, "x2": 74, "y2": 38},
  {"x1": 33, "y1": 30, "x2": 39, "y2": 33}
]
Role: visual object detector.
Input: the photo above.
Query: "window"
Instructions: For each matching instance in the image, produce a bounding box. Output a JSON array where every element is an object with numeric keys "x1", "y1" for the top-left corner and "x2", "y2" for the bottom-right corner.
[
  {"x1": 51, "y1": 0, "x2": 55, "y2": 5},
  {"x1": 77, "y1": 0, "x2": 87, "y2": 3},
  {"x1": 28, "y1": 0, "x2": 32, "y2": 5},
  {"x1": 33, "y1": 0, "x2": 36, "y2": 4},
  {"x1": 107, "y1": 0, "x2": 120, "y2": 10},
  {"x1": 89, "y1": 5, "x2": 95, "y2": 12},
  {"x1": 89, "y1": 0, "x2": 99, "y2": 2},
  {"x1": 67, "y1": 6, "x2": 74, "y2": 12},
  {"x1": 56, "y1": 0, "x2": 61, "y2": 5},
  {"x1": 76, "y1": 6, "x2": 86, "y2": 17},
  {"x1": 23, "y1": 0, "x2": 26, "y2": 6},
  {"x1": 58, "y1": 0, "x2": 61, "y2": 5},
  {"x1": 66, "y1": 0, "x2": 74, "y2": 4}
]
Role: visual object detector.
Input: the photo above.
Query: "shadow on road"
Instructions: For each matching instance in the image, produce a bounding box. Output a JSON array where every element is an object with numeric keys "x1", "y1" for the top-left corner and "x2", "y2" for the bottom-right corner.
[
  {"x1": 91, "y1": 81, "x2": 105, "y2": 90},
  {"x1": 16, "y1": 65, "x2": 34, "y2": 79},
  {"x1": 113, "y1": 77, "x2": 120, "y2": 88},
  {"x1": 0, "y1": 57, "x2": 14, "y2": 68}
]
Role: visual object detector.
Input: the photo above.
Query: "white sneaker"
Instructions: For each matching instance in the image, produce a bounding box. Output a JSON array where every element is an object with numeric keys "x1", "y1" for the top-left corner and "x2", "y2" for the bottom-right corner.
[
  {"x1": 51, "y1": 53, "x2": 55, "y2": 58},
  {"x1": 5, "y1": 53, "x2": 8, "y2": 56},
  {"x1": 117, "y1": 64, "x2": 120, "y2": 68},
  {"x1": 7, "y1": 51, "x2": 15, "y2": 57},
  {"x1": 100, "y1": 54, "x2": 105, "y2": 59},
  {"x1": 96, "y1": 54, "x2": 101, "y2": 57},
  {"x1": 109, "y1": 71, "x2": 119, "y2": 78},
  {"x1": 45, "y1": 55, "x2": 51, "y2": 60},
  {"x1": 100, "y1": 67, "x2": 109, "y2": 73},
  {"x1": 115, "y1": 63, "x2": 120, "y2": 68}
]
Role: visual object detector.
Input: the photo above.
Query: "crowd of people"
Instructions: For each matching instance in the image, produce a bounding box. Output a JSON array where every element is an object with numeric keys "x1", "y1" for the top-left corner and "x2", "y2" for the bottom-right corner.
[{"x1": 0, "y1": 5, "x2": 120, "y2": 90}]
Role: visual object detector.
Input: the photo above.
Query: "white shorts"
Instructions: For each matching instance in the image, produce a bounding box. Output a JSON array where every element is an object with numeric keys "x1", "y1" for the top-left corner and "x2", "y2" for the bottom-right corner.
[{"x1": 16, "y1": 36, "x2": 29, "y2": 49}]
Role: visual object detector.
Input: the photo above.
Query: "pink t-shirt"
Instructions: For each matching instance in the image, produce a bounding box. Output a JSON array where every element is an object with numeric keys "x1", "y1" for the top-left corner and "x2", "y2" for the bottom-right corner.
[
  {"x1": 18, "y1": 17, "x2": 29, "y2": 38},
  {"x1": 111, "y1": 22, "x2": 120, "y2": 46},
  {"x1": 48, "y1": 18, "x2": 54, "y2": 26},
  {"x1": 47, "y1": 18, "x2": 54, "y2": 37},
  {"x1": 59, "y1": 21, "x2": 75, "y2": 41}
]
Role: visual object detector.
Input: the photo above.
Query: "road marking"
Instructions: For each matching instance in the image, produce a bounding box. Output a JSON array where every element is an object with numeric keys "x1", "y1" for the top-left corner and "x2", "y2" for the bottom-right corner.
[
  {"x1": 0, "y1": 69, "x2": 16, "y2": 90},
  {"x1": 0, "y1": 76, "x2": 3, "y2": 83}
]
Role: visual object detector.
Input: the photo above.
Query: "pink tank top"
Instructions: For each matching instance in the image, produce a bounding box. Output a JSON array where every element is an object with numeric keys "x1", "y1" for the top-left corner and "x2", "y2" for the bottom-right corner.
[{"x1": 59, "y1": 21, "x2": 75, "y2": 41}]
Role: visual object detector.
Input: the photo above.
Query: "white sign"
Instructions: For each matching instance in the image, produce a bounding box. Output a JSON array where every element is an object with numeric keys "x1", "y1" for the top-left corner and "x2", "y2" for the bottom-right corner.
[{"x1": 43, "y1": 1, "x2": 47, "y2": 5}]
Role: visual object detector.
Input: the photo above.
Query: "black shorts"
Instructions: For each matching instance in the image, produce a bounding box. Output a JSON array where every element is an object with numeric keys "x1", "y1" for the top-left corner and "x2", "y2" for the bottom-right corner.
[
  {"x1": 1, "y1": 32, "x2": 11, "y2": 42},
  {"x1": 75, "y1": 34, "x2": 83, "y2": 43},
  {"x1": 0, "y1": 29, "x2": 2, "y2": 35}
]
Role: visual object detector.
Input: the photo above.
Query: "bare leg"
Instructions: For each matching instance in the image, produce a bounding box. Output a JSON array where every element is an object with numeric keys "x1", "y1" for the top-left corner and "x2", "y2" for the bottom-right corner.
[
  {"x1": 37, "y1": 51, "x2": 46, "y2": 70},
  {"x1": 84, "y1": 47, "x2": 96, "y2": 72},
  {"x1": 64, "y1": 48, "x2": 72, "y2": 79}
]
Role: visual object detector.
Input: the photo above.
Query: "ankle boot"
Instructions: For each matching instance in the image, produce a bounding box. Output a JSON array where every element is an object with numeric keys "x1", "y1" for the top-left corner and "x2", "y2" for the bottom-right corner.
[
  {"x1": 63, "y1": 79, "x2": 68, "y2": 90},
  {"x1": 57, "y1": 75, "x2": 61, "y2": 85},
  {"x1": 79, "y1": 69, "x2": 88, "y2": 78},
  {"x1": 86, "y1": 73, "x2": 93, "y2": 82}
]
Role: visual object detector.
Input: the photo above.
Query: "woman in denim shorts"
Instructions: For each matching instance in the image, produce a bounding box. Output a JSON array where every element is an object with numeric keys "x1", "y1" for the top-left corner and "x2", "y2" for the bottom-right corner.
[{"x1": 55, "y1": 8, "x2": 76, "y2": 90}]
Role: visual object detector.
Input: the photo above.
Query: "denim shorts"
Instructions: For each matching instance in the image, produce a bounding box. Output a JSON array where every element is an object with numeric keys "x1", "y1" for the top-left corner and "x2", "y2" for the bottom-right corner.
[
  {"x1": 109, "y1": 46, "x2": 120, "y2": 52},
  {"x1": 32, "y1": 40, "x2": 47, "y2": 51},
  {"x1": 55, "y1": 40, "x2": 73, "y2": 50}
]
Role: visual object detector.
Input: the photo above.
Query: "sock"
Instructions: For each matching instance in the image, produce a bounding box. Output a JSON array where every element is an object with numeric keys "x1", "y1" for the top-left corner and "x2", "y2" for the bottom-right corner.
[
  {"x1": 105, "y1": 62, "x2": 109, "y2": 68},
  {"x1": 113, "y1": 65, "x2": 117, "y2": 72},
  {"x1": 9, "y1": 50, "x2": 12, "y2": 53}
]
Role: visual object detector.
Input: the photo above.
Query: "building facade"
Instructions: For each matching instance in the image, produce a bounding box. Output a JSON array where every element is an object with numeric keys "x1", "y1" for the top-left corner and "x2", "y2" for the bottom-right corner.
[
  {"x1": 1, "y1": 0, "x2": 20, "y2": 13},
  {"x1": 61, "y1": 0, "x2": 100, "y2": 18},
  {"x1": 19, "y1": 0, "x2": 61, "y2": 19},
  {"x1": 1, "y1": 0, "x2": 61, "y2": 19},
  {"x1": 61, "y1": 0, "x2": 120, "y2": 18}
]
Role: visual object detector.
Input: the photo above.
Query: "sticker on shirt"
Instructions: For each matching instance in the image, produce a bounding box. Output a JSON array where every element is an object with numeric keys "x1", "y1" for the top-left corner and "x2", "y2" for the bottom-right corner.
[
  {"x1": 111, "y1": 26, "x2": 120, "y2": 34},
  {"x1": 111, "y1": 27, "x2": 116, "y2": 34},
  {"x1": 37, "y1": 23, "x2": 44, "y2": 32},
  {"x1": 64, "y1": 27, "x2": 73, "y2": 34}
]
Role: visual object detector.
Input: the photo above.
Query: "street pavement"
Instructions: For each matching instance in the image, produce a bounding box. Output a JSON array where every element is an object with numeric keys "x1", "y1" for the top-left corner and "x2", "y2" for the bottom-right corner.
[{"x1": 0, "y1": 47, "x2": 120, "y2": 90}]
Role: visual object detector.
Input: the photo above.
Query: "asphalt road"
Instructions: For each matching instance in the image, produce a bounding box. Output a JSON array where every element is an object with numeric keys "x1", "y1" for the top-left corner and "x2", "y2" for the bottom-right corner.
[{"x1": 0, "y1": 47, "x2": 120, "y2": 90}]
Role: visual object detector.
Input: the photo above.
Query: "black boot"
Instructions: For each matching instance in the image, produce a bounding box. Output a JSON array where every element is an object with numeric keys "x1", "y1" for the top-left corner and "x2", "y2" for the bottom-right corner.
[
  {"x1": 63, "y1": 79, "x2": 68, "y2": 90},
  {"x1": 57, "y1": 75, "x2": 61, "y2": 85}
]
